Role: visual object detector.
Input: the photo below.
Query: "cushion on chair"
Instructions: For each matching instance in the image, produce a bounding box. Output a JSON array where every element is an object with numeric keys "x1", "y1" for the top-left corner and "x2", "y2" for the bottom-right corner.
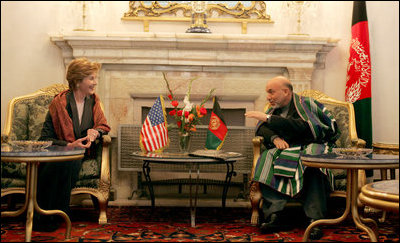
[
  {"x1": 323, "y1": 104, "x2": 351, "y2": 148},
  {"x1": 74, "y1": 179, "x2": 99, "y2": 188},
  {"x1": 79, "y1": 159, "x2": 100, "y2": 180},
  {"x1": 9, "y1": 100, "x2": 30, "y2": 141},
  {"x1": 322, "y1": 104, "x2": 350, "y2": 191},
  {"x1": 1, "y1": 162, "x2": 26, "y2": 179},
  {"x1": 27, "y1": 95, "x2": 54, "y2": 140},
  {"x1": 78, "y1": 142, "x2": 102, "y2": 180},
  {"x1": 331, "y1": 169, "x2": 347, "y2": 191},
  {"x1": 1, "y1": 178, "x2": 26, "y2": 189},
  {"x1": 1, "y1": 162, "x2": 27, "y2": 189}
]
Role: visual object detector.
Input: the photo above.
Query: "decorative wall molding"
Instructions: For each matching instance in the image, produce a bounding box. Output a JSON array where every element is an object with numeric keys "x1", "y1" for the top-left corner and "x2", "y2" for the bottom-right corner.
[{"x1": 122, "y1": 1, "x2": 273, "y2": 34}]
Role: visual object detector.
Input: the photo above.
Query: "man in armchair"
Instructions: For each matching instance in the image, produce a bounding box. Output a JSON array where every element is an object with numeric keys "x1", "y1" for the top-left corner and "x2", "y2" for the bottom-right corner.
[{"x1": 245, "y1": 76, "x2": 340, "y2": 240}]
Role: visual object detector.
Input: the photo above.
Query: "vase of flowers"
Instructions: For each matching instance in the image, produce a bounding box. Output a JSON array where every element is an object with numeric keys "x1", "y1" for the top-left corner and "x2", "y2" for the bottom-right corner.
[
  {"x1": 178, "y1": 131, "x2": 192, "y2": 153},
  {"x1": 163, "y1": 73, "x2": 215, "y2": 153}
]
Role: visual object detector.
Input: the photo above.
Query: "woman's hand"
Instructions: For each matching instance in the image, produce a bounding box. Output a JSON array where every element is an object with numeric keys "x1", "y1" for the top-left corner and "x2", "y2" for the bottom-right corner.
[
  {"x1": 67, "y1": 137, "x2": 91, "y2": 148},
  {"x1": 87, "y1": 129, "x2": 99, "y2": 142}
]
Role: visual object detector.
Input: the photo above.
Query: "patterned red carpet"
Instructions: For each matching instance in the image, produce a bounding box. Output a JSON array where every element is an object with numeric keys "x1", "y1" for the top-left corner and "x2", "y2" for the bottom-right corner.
[{"x1": 1, "y1": 205, "x2": 399, "y2": 242}]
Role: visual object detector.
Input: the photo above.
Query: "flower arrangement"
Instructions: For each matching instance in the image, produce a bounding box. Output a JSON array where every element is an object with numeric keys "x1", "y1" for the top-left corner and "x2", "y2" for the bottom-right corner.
[{"x1": 163, "y1": 73, "x2": 215, "y2": 152}]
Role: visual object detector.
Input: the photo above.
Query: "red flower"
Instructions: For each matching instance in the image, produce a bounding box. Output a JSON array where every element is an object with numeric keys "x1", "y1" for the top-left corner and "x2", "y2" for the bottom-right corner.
[
  {"x1": 200, "y1": 107, "x2": 207, "y2": 115},
  {"x1": 171, "y1": 100, "x2": 179, "y2": 107},
  {"x1": 168, "y1": 94, "x2": 173, "y2": 100},
  {"x1": 177, "y1": 110, "x2": 183, "y2": 117},
  {"x1": 196, "y1": 105, "x2": 207, "y2": 118},
  {"x1": 177, "y1": 121, "x2": 182, "y2": 128},
  {"x1": 184, "y1": 111, "x2": 190, "y2": 118},
  {"x1": 169, "y1": 110, "x2": 176, "y2": 116}
]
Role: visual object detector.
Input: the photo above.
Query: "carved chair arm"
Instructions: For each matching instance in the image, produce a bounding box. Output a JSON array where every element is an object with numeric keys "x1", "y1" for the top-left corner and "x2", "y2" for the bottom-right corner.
[
  {"x1": 352, "y1": 138, "x2": 366, "y2": 148},
  {"x1": 101, "y1": 134, "x2": 112, "y2": 146},
  {"x1": 99, "y1": 135, "x2": 111, "y2": 190},
  {"x1": 1, "y1": 134, "x2": 9, "y2": 144},
  {"x1": 251, "y1": 136, "x2": 264, "y2": 181}
]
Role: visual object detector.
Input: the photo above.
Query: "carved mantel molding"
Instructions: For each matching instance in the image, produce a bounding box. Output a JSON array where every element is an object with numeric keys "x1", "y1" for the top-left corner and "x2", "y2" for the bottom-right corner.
[{"x1": 50, "y1": 32, "x2": 338, "y2": 84}]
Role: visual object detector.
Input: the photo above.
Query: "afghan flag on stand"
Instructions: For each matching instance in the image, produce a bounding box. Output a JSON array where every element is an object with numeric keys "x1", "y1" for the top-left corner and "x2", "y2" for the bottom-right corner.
[
  {"x1": 205, "y1": 96, "x2": 227, "y2": 150},
  {"x1": 345, "y1": 1, "x2": 372, "y2": 149}
]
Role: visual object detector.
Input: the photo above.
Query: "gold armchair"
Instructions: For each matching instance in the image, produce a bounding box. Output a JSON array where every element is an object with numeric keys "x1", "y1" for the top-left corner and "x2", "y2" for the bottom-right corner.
[
  {"x1": 1, "y1": 84, "x2": 111, "y2": 224},
  {"x1": 249, "y1": 90, "x2": 366, "y2": 225}
]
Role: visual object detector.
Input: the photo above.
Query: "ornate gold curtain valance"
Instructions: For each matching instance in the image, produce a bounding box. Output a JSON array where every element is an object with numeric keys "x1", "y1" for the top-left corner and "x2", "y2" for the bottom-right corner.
[{"x1": 122, "y1": 1, "x2": 273, "y2": 34}]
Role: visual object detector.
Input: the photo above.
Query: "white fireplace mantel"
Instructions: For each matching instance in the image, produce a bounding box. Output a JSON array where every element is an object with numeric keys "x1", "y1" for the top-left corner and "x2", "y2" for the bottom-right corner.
[
  {"x1": 51, "y1": 32, "x2": 338, "y2": 81},
  {"x1": 50, "y1": 32, "x2": 339, "y2": 135}
]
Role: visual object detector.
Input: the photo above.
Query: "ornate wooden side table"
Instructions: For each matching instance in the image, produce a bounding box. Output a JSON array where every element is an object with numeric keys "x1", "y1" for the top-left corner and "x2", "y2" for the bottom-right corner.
[
  {"x1": 1, "y1": 145, "x2": 85, "y2": 242},
  {"x1": 300, "y1": 153, "x2": 399, "y2": 242}
]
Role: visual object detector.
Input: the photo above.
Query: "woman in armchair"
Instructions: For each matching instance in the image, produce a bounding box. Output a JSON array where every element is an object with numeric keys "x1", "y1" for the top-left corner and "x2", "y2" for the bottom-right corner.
[{"x1": 34, "y1": 58, "x2": 111, "y2": 232}]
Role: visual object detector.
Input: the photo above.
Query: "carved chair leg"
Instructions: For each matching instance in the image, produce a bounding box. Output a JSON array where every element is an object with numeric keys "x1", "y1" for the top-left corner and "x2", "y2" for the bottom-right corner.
[
  {"x1": 97, "y1": 197, "x2": 108, "y2": 224},
  {"x1": 249, "y1": 181, "x2": 262, "y2": 225}
]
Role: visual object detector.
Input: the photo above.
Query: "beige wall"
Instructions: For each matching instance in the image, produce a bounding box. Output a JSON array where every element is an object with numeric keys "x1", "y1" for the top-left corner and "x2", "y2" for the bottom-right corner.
[{"x1": 1, "y1": 1, "x2": 399, "y2": 144}]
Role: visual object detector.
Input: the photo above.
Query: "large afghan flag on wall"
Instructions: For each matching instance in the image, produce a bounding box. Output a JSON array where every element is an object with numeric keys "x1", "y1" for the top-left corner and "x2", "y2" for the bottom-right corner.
[
  {"x1": 345, "y1": 1, "x2": 372, "y2": 148},
  {"x1": 205, "y1": 96, "x2": 227, "y2": 150}
]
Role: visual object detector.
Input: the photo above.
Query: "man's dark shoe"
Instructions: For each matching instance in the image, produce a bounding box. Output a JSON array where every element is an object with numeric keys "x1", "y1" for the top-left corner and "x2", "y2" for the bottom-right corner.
[
  {"x1": 259, "y1": 213, "x2": 281, "y2": 234},
  {"x1": 309, "y1": 219, "x2": 323, "y2": 240}
]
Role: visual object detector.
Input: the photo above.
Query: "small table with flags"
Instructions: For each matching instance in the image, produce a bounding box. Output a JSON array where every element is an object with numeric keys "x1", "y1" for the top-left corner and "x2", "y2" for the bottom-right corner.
[{"x1": 131, "y1": 151, "x2": 244, "y2": 227}]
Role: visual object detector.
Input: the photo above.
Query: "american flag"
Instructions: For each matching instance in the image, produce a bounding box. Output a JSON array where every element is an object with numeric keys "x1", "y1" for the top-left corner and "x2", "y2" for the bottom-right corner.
[{"x1": 140, "y1": 96, "x2": 169, "y2": 152}]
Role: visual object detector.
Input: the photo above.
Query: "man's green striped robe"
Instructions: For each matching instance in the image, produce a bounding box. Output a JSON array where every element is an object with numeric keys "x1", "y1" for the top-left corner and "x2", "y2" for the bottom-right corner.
[{"x1": 253, "y1": 93, "x2": 340, "y2": 197}]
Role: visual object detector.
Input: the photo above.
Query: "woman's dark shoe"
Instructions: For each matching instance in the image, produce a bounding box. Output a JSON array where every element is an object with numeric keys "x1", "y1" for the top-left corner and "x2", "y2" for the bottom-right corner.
[
  {"x1": 32, "y1": 221, "x2": 60, "y2": 232},
  {"x1": 32, "y1": 215, "x2": 60, "y2": 232}
]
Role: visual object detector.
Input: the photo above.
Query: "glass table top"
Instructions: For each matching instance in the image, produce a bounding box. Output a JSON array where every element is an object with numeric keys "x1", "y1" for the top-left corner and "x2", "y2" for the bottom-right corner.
[
  {"x1": 300, "y1": 152, "x2": 399, "y2": 164},
  {"x1": 132, "y1": 151, "x2": 244, "y2": 163},
  {"x1": 1, "y1": 144, "x2": 85, "y2": 157},
  {"x1": 370, "y1": 180, "x2": 399, "y2": 195}
]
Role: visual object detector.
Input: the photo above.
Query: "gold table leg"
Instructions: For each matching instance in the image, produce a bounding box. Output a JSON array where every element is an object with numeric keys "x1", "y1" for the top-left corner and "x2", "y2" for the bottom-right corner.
[
  {"x1": 302, "y1": 168, "x2": 352, "y2": 241},
  {"x1": 350, "y1": 169, "x2": 378, "y2": 242},
  {"x1": 302, "y1": 169, "x2": 379, "y2": 242},
  {"x1": 1, "y1": 162, "x2": 72, "y2": 241},
  {"x1": 189, "y1": 164, "x2": 200, "y2": 228}
]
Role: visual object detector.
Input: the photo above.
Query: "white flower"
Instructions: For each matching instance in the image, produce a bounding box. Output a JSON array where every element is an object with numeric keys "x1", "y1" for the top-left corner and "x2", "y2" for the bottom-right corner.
[{"x1": 183, "y1": 95, "x2": 193, "y2": 112}]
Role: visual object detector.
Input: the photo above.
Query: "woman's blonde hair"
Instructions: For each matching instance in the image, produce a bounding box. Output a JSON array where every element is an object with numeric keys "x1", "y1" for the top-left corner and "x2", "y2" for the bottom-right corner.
[{"x1": 66, "y1": 58, "x2": 101, "y2": 90}]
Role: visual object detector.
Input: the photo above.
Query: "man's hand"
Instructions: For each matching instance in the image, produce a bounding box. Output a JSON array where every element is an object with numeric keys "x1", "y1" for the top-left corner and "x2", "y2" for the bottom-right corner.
[
  {"x1": 273, "y1": 137, "x2": 289, "y2": 150},
  {"x1": 245, "y1": 111, "x2": 268, "y2": 122},
  {"x1": 67, "y1": 137, "x2": 91, "y2": 149}
]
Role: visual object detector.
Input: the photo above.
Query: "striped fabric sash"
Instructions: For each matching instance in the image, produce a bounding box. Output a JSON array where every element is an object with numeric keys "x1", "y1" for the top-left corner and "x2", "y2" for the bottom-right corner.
[
  {"x1": 254, "y1": 143, "x2": 335, "y2": 196},
  {"x1": 273, "y1": 147, "x2": 301, "y2": 178}
]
